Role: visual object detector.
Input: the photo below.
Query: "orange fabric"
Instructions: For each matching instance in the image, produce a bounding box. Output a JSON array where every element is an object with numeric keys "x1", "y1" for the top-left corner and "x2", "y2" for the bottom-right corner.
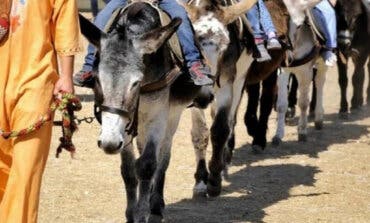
[
  {"x1": 0, "y1": 0, "x2": 11, "y2": 19},
  {"x1": 0, "y1": 0, "x2": 80, "y2": 222}
]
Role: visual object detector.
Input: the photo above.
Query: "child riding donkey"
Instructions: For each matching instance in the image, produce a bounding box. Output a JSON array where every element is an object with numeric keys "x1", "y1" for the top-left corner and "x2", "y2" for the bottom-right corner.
[{"x1": 73, "y1": 0, "x2": 214, "y2": 87}]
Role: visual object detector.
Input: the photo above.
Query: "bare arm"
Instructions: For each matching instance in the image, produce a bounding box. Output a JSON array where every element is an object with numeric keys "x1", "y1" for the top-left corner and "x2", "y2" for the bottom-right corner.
[{"x1": 53, "y1": 55, "x2": 75, "y2": 95}]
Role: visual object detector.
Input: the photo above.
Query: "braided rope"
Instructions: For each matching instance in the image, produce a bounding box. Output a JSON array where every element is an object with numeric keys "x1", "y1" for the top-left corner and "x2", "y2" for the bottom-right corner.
[{"x1": 0, "y1": 93, "x2": 82, "y2": 158}]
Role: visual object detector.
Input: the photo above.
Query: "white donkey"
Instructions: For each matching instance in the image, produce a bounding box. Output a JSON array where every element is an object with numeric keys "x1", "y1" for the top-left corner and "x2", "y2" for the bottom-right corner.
[
  {"x1": 183, "y1": 0, "x2": 257, "y2": 197},
  {"x1": 273, "y1": 0, "x2": 328, "y2": 144}
]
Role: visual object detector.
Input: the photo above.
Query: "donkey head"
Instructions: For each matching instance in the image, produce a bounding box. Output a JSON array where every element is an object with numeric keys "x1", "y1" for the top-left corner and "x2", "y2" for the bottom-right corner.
[
  {"x1": 282, "y1": 0, "x2": 321, "y2": 25},
  {"x1": 183, "y1": 0, "x2": 256, "y2": 75},
  {"x1": 336, "y1": 0, "x2": 364, "y2": 48},
  {"x1": 79, "y1": 3, "x2": 181, "y2": 154}
]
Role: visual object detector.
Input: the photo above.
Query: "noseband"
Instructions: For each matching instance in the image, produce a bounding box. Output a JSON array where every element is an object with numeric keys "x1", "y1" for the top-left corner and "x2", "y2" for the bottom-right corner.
[{"x1": 94, "y1": 102, "x2": 138, "y2": 136}]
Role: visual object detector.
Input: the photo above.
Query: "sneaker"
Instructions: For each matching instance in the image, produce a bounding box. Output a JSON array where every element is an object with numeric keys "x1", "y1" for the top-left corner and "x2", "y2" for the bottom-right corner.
[
  {"x1": 188, "y1": 61, "x2": 214, "y2": 86},
  {"x1": 73, "y1": 70, "x2": 94, "y2": 87},
  {"x1": 323, "y1": 51, "x2": 337, "y2": 67},
  {"x1": 0, "y1": 17, "x2": 9, "y2": 41},
  {"x1": 255, "y1": 43, "x2": 272, "y2": 62},
  {"x1": 267, "y1": 37, "x2": 282, "y2": 50}
]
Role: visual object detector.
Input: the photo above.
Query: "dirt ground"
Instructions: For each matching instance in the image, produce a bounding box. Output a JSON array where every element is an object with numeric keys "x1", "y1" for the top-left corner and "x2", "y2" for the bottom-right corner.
[{"x1": 38, "y1": 21, "x2": 370, "y2": 223}]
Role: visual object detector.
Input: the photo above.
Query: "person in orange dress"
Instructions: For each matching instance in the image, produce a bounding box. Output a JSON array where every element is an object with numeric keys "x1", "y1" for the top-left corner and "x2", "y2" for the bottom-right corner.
[{"x1": 0, "y1": 0, "x2": 80, "y2": 222}]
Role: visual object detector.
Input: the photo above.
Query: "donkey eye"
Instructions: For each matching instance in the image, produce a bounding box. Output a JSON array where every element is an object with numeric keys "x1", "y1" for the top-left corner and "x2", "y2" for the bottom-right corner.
[{"x1": 132, "y1": 81, "x2": 141, "y2": 89}]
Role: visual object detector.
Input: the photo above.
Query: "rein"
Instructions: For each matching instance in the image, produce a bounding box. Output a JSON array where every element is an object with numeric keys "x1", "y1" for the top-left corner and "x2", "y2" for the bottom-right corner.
[{"x1": 0, "y1": 93, "x2": 81, "y2": 158}]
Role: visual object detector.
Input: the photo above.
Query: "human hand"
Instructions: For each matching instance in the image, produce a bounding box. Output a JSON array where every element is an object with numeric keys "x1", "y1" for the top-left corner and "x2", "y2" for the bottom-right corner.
[{"x1": 53, "y1": 76, "x2": 74, "y2": 95}]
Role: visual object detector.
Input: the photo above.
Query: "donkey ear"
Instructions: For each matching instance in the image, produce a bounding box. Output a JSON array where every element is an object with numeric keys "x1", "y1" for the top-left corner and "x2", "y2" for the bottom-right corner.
[
  {"x1": 79, "y1": 14, "x2": 107, "y2": 50},
  {"x1": 133, "y1": 18, "x2": 182, "y2": 55}
]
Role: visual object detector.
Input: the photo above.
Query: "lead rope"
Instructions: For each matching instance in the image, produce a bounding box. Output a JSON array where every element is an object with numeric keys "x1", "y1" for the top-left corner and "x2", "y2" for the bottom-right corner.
[{"x1": 0, "y1": 93, "x2": 82, "y2": 158}]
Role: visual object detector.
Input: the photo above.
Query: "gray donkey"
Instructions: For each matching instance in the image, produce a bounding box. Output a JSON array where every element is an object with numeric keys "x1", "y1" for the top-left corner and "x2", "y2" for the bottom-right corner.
[
  {"x1": 79, "y1": 0, "x2": 260, "y2": 221},
  {"x1": 78, "y1": 1, "x2": 214, "y2": 222}
]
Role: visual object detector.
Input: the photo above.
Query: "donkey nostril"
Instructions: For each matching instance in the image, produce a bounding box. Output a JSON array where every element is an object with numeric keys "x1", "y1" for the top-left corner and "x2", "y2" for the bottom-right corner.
[
  {"x1": 118, "y1": 141, "x2": 123, "y2": 149},
  {"x1": 97, "y1": 140, "x2": 102, "y2": 148}
]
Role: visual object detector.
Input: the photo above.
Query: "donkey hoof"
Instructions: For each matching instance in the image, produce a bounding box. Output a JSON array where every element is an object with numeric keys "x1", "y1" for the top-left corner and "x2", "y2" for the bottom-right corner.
[
  {"x1": 272, "y1": 136, "x2": 282, "y2": 146},
  {"x1": 315, "y1": 121, "x2": 323, "y2": 130},
  {"x1": 193, "y1": 181, "x2": 207, "y2": 199},
  {"x1": 339, "y1": 112, "x2": 349, "y2": 120},
  {"x1": 298, "y1": 134, "x2": 307, "y2": 142},
  {"x1": 207, "y1": 183, "x2": 221, "y2": 197},
  {"x1": 252, "y1": 145, "x2": 264, "y2": 154},
  {"x1": 207, "y1": 175, "x2": 222, "y2": 197},
  {"x1": 148, "y1": 214, "x2": 163, "y2": 223},
  {"x1": 193, "y1": 190, "x2": 207, "y2": 199}
]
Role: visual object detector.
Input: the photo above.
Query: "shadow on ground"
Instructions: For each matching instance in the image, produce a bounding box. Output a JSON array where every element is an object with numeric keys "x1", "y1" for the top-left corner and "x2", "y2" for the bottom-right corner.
[{"x1": 165, "y1": 107, "x2": 370, "y2": 223}]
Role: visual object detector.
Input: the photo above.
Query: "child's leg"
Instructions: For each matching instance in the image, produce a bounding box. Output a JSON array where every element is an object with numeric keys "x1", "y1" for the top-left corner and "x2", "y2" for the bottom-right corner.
[
  {"x1": 90, "y1": 0, "x2": 99, "y2": 17},
  {"x1": 256, "y1": 0, "x2": 281, "y2": 49},
  {"x1": 74, "y1": 0, "x2": 127, "y2": 86},
  {"x1": 313, "y1": 0, "x2": 337, "y2": 49},
  {"x1": 246, "y1": 3, "x2": 271, "y2": 62},
  {"x1": 159, "y1": 0, "x2": 213, "y2": 86},
  {"x1": 312, "y1": 0, "x2": 337, "y2": 66},
  {"x1": 258, "y1": 0, "x2": 276, "y2": 37},
  {"x1": 82, "y1": 0, "x2": 127, "y2": 72}
]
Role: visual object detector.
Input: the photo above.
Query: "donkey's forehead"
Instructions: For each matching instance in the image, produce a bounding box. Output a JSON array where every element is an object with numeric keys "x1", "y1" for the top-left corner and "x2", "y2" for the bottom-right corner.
[{"x1": 193, "y1": 13, "x2": 230, "y2": 44}]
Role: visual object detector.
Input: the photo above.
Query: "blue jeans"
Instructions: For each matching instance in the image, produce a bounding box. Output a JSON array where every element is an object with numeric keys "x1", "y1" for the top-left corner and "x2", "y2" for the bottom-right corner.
[
  {"x1": 83, "y1": 0, "x2": 125, "y2": 72},
  {"x1": 312, "y1": 0, "x2": 337, "y2": 49},
  {"x1": 246, "y1": 0, "x2": 276, "y2": 39},
  {"x1": 90, "y1": 0, "x2": 111, "y2": 17},
  {"x1": 82, "y1": 0, "x2": 201, "y2": 72}
]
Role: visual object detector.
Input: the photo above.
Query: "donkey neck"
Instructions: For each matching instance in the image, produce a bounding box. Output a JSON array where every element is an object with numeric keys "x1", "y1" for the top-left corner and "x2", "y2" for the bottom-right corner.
[
  {"x1": 291, "y1": 22, "x2": 317, "y2": 60},
  {"x1": 142, "y1": 45, "x2": 175, "y2": 85}
]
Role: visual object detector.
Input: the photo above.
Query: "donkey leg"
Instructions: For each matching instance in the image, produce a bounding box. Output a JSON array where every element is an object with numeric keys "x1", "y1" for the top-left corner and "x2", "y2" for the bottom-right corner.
[
  {"x1": 367, "y1": 57, "x2": 370, "y2": 104},
  {"x1": 309, "y1": 68, "x2": 317, "y2": 120},
  {"x1": 273, "y1": 69, "x2": 289, "y2": 146},
  {"x1": 295, "y1": 64, "x2": 313, "y2": 142},
  {"x1": 120, "y1": 144, "x2": 138, "y2": 223},
  {"x1": 351, "y1": 51, "x2": 368, "y2": 110},
  {"x1": 135, "y1": 107, "x2": 168, "y2": 223},
  {"x1": 313, "y1": 61, "x2": 328, "y2": 130},
  {"x1": 287, "y1": 73, "x2": 298, "y2": 121},
  {"x1": 245, "y1": 83, "x2": 260, "y2": 138},
  {"x1": 208, "y1": 84, "x2": 232, "y2": 197},
  {"x1": 337, "y1": 57, "x2": 349, "y2": 117},
  {"x1": 190, "y1": 108, "x2": 209, "y2": 198},
  {"x1": 135, "y1": 140, "x2": 158, "y2": 223},
  {"x1": 150, "y1": 106, "x2": 183, "y2": 221},
  {"x1": 224, "y1": 70, "x2": 247, "y2": 172},
  {"x1": 253, "y1": 70, "x2": 277, "y2": 151}
]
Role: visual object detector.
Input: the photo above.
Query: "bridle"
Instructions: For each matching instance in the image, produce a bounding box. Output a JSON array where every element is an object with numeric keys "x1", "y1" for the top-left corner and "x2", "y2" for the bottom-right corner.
[{"x1": 93, "y1": 77, "x2": 139, "y2": 137}]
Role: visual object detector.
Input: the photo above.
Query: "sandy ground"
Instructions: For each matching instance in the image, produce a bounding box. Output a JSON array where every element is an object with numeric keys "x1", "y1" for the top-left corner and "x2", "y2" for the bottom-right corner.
[{"x1": 38, "y1": 20, "x2": 370, "y2": 223}]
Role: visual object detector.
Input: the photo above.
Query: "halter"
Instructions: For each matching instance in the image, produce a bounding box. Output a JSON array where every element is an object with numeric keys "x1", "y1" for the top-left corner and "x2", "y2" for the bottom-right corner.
[{"x1": 94, "y1": 99, "x2": 139, "y2": 137}]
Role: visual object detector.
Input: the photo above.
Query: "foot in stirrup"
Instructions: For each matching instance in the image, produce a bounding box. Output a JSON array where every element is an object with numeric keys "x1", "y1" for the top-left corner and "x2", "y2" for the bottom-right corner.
[
  {"x1": 255, "y1": 43, "x2": 272, "y2": 62},
  {"x1": 323, "y1": 50, "x2": 337, "y2": 67},
  {"x1": 267, "y1": 37, "x2": 282, "y2": 50},
  {"x1": 73, "y1": 70, "x2": 94, "y2": 87},
  {"x1": 188, "y1": 61, "x2": 214, "y2": 86}
]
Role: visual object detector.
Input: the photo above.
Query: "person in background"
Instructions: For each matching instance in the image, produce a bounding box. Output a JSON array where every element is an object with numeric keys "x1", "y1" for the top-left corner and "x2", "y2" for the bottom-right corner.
[
  {"x1": 312, "y1": 0, "x2": 338, "y2": 66},
  {"x1": 90, "y1": 0, "x2": 110, "y2": 17},
  {"x1": 246, "y1": 0, "x2": 282, "y2": 62},
  {"x1": 73, "y1": 0, "x2": 214, "y2": 87},
  {"x1": 0, "y1": 0, "x2": 80, "y2": 222}
]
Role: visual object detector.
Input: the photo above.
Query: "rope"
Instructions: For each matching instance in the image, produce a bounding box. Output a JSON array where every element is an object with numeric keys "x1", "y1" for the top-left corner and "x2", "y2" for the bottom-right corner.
[{"x1": 0, "y1": 93, "x2": 82, "y2": 158}]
